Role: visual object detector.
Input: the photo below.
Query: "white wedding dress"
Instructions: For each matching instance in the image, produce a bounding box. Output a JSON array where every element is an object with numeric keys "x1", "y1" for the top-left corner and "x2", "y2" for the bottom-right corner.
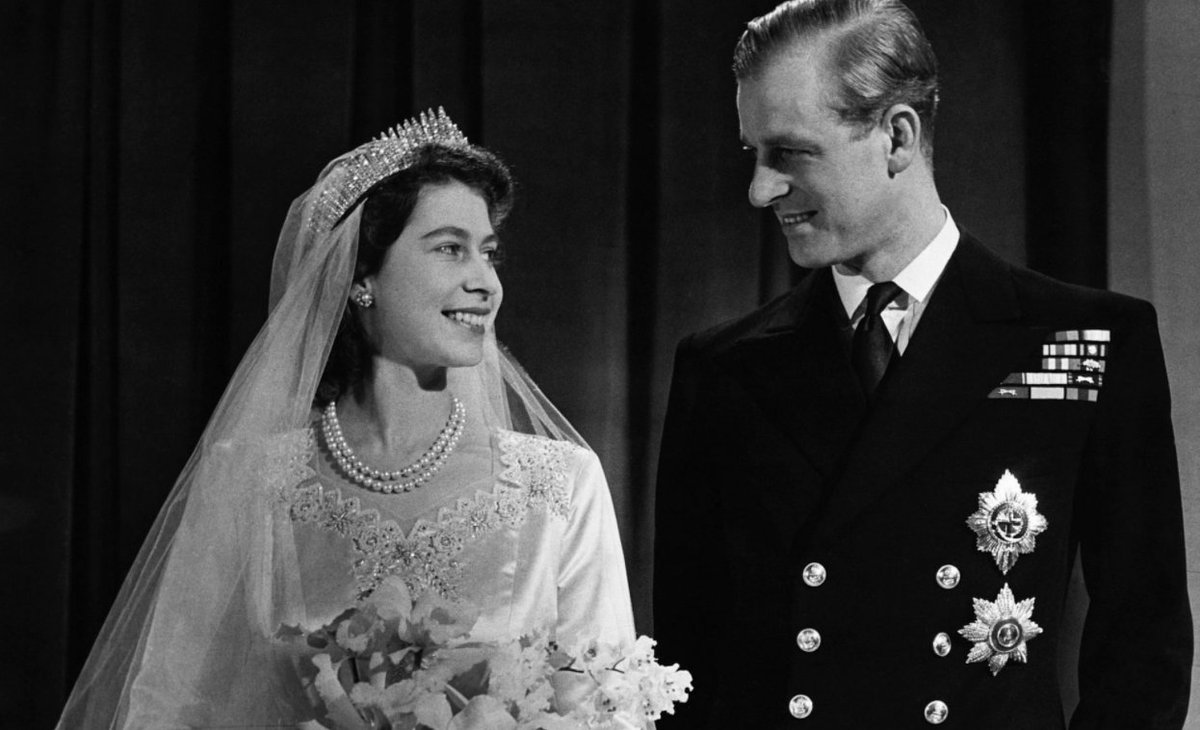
[
  {"x1": 278, "y1": 425, "x2": 635, "y2": 645},
  {"x1": 121, "y1": 418, "x2": 635, "y2": 728},
  {"x1": 60, "y1": 112, "x2": 641, "y2": 730}
]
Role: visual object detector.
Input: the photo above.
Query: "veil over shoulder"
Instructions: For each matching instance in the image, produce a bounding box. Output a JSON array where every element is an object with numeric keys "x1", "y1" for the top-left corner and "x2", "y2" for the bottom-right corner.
[{"x1": 57, "y1": 116, "x2": 631, "y2": 728}]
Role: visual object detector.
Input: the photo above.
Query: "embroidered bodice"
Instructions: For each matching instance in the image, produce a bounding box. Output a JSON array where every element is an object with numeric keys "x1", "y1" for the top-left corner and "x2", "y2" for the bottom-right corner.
[
  {"x1": 276, "y1": 429, "x2": 576, "y2": 603},
  {"x1": 85, "y1": 425, "x2": 636, "y2": 730}
]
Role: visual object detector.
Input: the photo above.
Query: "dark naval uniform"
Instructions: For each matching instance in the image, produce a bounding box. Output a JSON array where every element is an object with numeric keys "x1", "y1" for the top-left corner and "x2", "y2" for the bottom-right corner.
[{"x1": 653, "y1": 234, "x2": 1192, "y2": 728}]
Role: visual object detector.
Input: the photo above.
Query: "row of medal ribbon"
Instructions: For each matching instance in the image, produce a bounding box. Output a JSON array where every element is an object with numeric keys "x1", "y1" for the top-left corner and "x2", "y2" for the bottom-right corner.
[{"x1": 988, "y1": 329, "x2": 1110, "y2": 401}]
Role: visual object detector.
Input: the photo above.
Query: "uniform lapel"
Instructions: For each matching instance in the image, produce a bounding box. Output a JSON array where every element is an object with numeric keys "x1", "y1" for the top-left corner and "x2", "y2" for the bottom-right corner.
[
  {"x1": 813, "y1": 235, "x2": 1041, "y2": 542},
  {"x1": 717, "y1": 269, "x2": 866, "y2": 479}
]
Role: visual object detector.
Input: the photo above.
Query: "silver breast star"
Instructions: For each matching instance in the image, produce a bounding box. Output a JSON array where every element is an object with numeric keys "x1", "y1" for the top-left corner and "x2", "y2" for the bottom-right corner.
[
  {"x1": 966, "y1": 469, "x2": 1048, "y2": 574},
  {"x1": 959, "y1": 583, "x2": 1043, "y2": 675}
]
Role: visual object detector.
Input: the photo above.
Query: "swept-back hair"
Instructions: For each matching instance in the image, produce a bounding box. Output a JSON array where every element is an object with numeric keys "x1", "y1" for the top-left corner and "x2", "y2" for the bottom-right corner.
[{"x1": 733, "y1": 0, "x2": 939, "y2": 156}]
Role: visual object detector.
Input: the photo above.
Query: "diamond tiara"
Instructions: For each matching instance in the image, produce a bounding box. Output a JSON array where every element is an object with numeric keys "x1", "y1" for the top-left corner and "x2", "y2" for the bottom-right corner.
[{"x1": 307, "y1": 107, "x2": 470, "y2": 232}]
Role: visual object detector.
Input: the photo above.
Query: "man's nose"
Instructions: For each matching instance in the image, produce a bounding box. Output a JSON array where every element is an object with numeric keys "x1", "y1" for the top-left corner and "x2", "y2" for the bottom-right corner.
[{"x1": 748, "y1": 164, "x2": 788, "y2": 208}]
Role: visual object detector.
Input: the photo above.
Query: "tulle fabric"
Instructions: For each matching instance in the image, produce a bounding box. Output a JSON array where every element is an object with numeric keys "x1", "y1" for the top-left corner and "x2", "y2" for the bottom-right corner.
[{"x1": 58, "y1": 142, "x2": 590, "y2": 729}]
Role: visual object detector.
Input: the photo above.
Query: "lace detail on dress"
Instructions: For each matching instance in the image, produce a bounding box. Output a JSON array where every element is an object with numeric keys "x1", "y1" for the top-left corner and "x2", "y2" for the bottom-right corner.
[
  {"x1": 277, "y1": 429, "x2": 577, "y2": 600},
  {"x1": 497, "y1": 431, "x2": 575, "y2": 520},
  {"x1": 259, "y1": 429, "x2": 318, "y2": 495}
]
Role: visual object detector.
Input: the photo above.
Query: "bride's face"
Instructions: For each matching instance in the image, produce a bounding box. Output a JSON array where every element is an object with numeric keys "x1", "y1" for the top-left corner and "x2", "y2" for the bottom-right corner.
[{"x1": 363, "y1": 180, "x2": 502, "y2": 372}]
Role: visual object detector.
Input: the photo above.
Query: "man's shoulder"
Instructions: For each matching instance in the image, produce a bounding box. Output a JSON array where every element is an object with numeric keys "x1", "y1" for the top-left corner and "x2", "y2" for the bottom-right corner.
[
  {"x1": 995, "y1": 252, "x2": 1153, "y2": 325},
  {"x1": 958, "y1": 232, "x2": 1155, "y2": 325},
  {"x1": 676, "y1": 283, "x2": 806, "y2": 359}
]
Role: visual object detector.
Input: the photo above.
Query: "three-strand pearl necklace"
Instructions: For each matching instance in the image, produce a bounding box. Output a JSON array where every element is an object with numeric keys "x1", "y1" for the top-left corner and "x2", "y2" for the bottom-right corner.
[{"x1": 321, "y1": 396, "x2": 466, "y2": 493}]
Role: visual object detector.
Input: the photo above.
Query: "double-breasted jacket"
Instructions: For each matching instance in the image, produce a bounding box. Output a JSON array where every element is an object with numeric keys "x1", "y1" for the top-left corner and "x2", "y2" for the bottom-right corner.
[{"x1": 653, "y1": 234, "x2": 1191, "y2": 728}]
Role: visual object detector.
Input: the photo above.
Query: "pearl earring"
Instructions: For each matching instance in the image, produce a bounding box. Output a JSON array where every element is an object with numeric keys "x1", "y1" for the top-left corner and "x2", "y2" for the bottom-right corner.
[{"x1": 352, "y1": 290, "x2": 375, "y2": 308}]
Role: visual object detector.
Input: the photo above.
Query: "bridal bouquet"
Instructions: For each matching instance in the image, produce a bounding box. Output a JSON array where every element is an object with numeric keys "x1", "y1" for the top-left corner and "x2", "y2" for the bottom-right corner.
[{"x1": 275, "y1": 576, "x2": 692, "y2": 730}]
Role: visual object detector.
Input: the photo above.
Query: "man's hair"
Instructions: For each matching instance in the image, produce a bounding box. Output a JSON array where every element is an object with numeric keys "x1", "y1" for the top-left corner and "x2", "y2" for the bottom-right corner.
[{"x1": 733, "y1": 0, "x2": 939, "y2": 157}]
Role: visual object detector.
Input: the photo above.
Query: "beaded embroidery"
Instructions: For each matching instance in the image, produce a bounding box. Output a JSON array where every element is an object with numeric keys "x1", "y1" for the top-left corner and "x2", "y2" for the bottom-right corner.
[
  {"x1": 497, "y1": 430, "x2": 573, "y2": 521},
  {"x1": 275, "y1": 429, "x2": 578, "y2": 600},
  {"x1": 258, "y1": 429, "x2": 318, "y2": 495}
]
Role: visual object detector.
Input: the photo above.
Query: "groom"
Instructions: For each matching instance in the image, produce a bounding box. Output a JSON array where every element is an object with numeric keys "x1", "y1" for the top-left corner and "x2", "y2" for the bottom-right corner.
[{"x1": 653, "y1": 1, "x2": 1192, "y2": 727}]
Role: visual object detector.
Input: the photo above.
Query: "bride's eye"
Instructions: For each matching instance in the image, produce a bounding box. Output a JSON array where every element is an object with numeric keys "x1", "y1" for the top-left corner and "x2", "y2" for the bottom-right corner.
[
  {"x1": 436, "y1": 243, "x2": 465, "y2": 258},
  {"x1": 483, "y1": 247, "x2": 505, "y2": 266}
]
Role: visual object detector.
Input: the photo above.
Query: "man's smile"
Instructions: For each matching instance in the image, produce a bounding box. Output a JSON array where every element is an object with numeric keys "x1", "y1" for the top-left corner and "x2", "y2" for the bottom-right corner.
[{"x1": 779, "y1": 211, "x2": 817, "y2": 226}]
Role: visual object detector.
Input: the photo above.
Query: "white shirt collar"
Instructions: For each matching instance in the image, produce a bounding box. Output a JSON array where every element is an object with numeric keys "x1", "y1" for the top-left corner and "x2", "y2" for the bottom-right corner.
[{"x1": 833, "y1": 206, "x2": 960, "y2": 318}]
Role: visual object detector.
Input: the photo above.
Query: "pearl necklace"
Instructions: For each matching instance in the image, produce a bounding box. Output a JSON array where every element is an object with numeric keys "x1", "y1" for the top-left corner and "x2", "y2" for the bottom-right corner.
[{"x1": 321, "y1": 396, "x2": 465, "y2": 493}]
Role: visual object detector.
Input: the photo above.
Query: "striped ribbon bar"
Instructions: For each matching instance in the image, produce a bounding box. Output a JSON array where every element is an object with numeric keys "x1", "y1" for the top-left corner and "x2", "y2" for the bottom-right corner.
[
  {"x1": 1042, "y1": 343, "x2": 1107, "y2": 357},
  {"x1": 1042, "y1": 357, "x2": 1106, "y2": 373},
  {"x1": 1051, "y1": 329, "x2": 1111, "y2": 342},
  {"x1": 1001, "y1": 372, "x2": 1103, "y2": 387},
  {"x1": 988, "y1": 386, "x2": 1100, "y2": 402}
]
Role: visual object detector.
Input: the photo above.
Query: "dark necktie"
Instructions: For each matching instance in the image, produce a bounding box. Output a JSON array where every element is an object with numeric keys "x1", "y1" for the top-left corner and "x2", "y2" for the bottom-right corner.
[{"x1": 851, "y1": 281, "x2": 903, "y2": 397}]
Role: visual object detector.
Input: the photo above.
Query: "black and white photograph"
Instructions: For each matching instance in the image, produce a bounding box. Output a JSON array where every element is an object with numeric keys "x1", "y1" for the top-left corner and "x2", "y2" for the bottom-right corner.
[{"x1": 3, "y1": 0, "x2": 1198, "y2": 727}]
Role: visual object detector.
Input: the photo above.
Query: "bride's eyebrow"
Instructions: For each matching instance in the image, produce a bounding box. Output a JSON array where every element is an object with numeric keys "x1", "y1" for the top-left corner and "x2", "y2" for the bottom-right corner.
[
  {"x1": 420, "y1": 226, "x2": 499, "y2": 245},
  {"x1": 420, "y1": 226, "x2": 471, "y2": 240}
]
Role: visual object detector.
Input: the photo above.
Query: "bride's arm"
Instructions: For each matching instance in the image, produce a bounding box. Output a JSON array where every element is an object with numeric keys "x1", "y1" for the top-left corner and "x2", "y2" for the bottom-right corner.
[{"x1": 555, "y1": 449, "x2": 637, "y2": 648}]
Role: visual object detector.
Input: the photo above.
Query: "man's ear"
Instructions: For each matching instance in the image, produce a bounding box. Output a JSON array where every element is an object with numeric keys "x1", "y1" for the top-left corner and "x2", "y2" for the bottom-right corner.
[{"x1": 883, "y1": 104, "x2": 921, "y2": 176}]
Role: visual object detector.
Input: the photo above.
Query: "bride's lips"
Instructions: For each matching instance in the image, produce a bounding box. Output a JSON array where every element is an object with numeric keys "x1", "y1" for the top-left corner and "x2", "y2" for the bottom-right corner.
[{"x1": 443, "y1": 307, "x2": 490, "y2": 333}]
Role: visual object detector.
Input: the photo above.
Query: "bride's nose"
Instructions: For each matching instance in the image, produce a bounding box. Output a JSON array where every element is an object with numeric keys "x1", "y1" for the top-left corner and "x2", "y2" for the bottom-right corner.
[{"x1": 463, "y1": 253, "x2": 500, "y2": 298}]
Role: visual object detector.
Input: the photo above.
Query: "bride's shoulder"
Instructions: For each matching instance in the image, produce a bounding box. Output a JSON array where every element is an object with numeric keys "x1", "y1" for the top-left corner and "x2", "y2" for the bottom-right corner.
[
  {"x1": 206, "y1": 427, "x2": 319, "y2": 483},
  {"x1": 209, "y1": 426, "x2": 316, "y2": 457},
  {"x1": 492, "y1": 429, "x2": 600, "y2": 509},
  {"x1": 493, "y1": 428, "x2": 591, "y2": 467}
]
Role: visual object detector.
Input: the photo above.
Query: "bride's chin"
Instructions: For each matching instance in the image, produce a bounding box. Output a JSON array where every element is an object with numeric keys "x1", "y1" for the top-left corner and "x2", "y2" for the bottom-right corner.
[{"x1": 441, "y1": 344, "x2": 486, "y2": 369}]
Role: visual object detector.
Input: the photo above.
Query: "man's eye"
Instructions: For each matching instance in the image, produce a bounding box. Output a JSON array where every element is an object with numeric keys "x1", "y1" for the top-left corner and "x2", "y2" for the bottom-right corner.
[{"x1": 777, "y1": 147, "x2": 809, "y2": 160}]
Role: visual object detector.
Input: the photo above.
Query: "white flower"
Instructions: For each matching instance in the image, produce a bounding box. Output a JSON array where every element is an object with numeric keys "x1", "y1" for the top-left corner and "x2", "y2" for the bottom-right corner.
[
  {"x1": 367, "y1": 574, "x2": 415, "y2": 622},
  {"x1": 487, "y1": 634, "x2": 556, "y2": 720},
  {"x1": 448, "y1": 695, "x2": 518, "y2": 730},
  {"x1": 406, "y1": 593, "x2": 480, "y2": 646},
  {"x1": 311, "y1": 654, "x2": 346, "y2": 704},
  {"x1": 414, "y1": 691, "x2": 454, "y2": 729},
  {"x1": 626, "y1": 636, "x2": 657, "y2": 668},
  {"x1": 285, "y1": 609, "x2": 689, "y2": 730},
  {"x1": 311, "y1": 654, "x2": 374, "y2": 730}
]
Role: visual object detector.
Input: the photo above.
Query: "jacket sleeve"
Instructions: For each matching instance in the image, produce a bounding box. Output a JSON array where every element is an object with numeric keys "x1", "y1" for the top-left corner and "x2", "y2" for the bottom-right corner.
[
  {"x1": 653, "y1": 335, "x2": 727, "y2": 727},
  {"x1": 1070, "y1": 300, "x2": 1193, "y2": 729}
]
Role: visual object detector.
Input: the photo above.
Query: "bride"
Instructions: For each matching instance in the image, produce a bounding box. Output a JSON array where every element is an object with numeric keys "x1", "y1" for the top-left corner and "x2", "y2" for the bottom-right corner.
[{"x1": 58, "y1": 109, "x2": 663, "y2": 728}]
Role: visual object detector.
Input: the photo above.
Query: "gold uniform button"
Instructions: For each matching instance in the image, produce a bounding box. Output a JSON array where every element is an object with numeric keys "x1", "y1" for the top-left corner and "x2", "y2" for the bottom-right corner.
[
  {"x1": 796, "y1": 628, "x2": 821, "y2": 652},
  {"x1": 788, "y1": 694, "x2": 813, "y2": 719},
  {"x1": 802, "y1": 562, "x2": 827, "y2": 587},
  {"x1": 936, "y1": 564, "x2": 961, "y2": 589},
  {"x1": 924, "y1": 700, "x2": 949, "y2": 724}
]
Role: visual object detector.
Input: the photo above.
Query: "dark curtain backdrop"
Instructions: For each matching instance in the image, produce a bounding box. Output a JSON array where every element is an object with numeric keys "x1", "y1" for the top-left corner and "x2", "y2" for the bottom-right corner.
[{"x1": 1, "y1": 1, "x2": 1110, "y2": 726}]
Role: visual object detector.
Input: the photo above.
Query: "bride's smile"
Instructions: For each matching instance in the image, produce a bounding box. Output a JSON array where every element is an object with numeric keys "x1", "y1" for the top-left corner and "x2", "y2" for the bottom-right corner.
[{"x1": 359, "y1": 179, "x2": 503, "y2": 372}]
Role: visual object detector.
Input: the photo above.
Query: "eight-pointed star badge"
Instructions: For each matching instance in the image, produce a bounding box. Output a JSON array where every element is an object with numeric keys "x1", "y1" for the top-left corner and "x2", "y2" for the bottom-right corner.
[
  {"x1": 959, "y1": 583, "x2": 1043, "y2": 675},
  {"x1": 966, "y1": 469, "x2": 1048, "y2": 574}
]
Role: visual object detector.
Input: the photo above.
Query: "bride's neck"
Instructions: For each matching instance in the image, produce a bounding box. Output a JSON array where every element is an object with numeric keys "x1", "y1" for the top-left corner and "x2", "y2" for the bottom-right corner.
[{"x1": 339, "y1": 359, "x2": 452, "y2": 458}]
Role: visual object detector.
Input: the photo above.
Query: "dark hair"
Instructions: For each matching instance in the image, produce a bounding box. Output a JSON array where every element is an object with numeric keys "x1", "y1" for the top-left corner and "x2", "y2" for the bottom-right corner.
[
  {"x1": 732, "y1": 0, "x2": 939, "y2": 157},
  {"x1": 316, "y1": 143, "x2": 515, "y2": 405}
]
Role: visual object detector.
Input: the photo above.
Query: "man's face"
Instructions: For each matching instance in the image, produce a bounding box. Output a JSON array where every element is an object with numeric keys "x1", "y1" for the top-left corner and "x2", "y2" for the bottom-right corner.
[{"x1": 737, "y1": 47, "x2": 898, "y2": 272}]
